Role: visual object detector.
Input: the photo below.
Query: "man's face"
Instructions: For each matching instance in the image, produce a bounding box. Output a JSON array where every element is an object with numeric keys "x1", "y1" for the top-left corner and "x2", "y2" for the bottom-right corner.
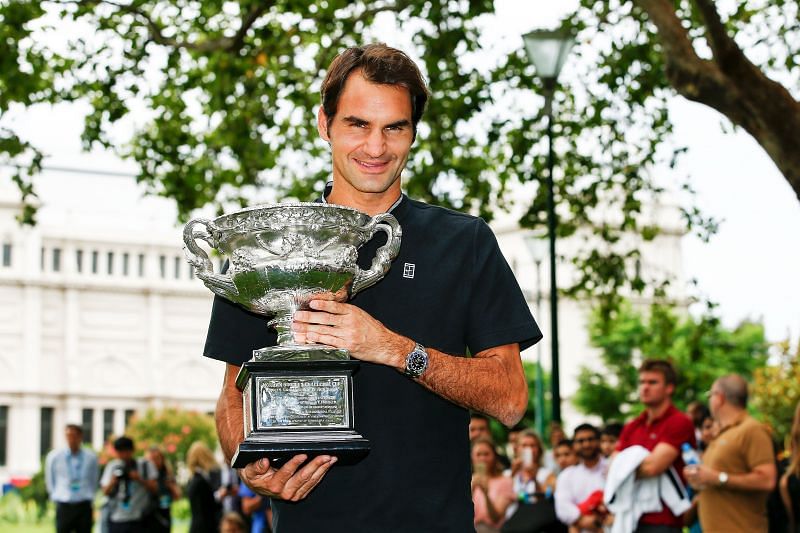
[
  {"x1": 65, "y1": 428, "x2": 82, "y2": 451},
  {"x1": 638, "y1": 371, "x2": 673, "y2": 408},
  {"x1": 469, "y1": 418, "x2": 490, "y2": 441},
  {"x1": 573, "y1": 430, "x2": 600, "y2": 462},
  {"x1": 550, "y1": 427, "x2": 566, "y2": 447},
  {"x1": 554, "y1": 444, "x2": 577, "y2": 470},
  {"x1": 599, "y1": 434, "x2": 617, "y2": 458},
  {"x1": 708, "y1": 383, "x2": 724, "y2": 419},
  {"x1": 116, "y1": 449, "x2": 133, "y2": 462},
  {"x1": 318, "y1": 71, "x2": 414, "y2": 205}
]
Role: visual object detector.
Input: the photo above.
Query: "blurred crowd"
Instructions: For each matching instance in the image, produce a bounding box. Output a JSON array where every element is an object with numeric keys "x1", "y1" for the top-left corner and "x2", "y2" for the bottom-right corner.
[
  {"x1": 44, "y1": 429, "x2": 268, "y2": 533},
  {"x1": 43, "y1": 357, "x2": 800, "y2": 533},
  {"x1": 470, "y1": 359, "x2": 800, "y2": 533}
]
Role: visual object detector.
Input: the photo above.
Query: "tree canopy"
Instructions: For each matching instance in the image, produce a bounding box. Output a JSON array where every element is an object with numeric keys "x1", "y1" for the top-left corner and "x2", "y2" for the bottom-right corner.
[
  {"x1": 2, "y1": 0, "x2": 797, "y2": 307},
  {"x1": 574, "y1": 299, "x2": 770, "y2": 422}
]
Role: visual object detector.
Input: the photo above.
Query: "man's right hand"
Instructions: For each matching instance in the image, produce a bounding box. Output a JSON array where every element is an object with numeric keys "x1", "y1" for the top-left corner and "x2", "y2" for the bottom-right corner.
[{"x1": 239, "y1": 454, "x2": 337, "y2": 502}]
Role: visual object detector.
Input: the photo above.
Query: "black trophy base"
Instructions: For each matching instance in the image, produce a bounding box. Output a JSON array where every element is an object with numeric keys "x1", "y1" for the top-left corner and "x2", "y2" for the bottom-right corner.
[
  {"x1": 231, "y1": 435, "x2": 370, "y2": 469},
  {"x1": 233, "y1": 359, "x2": 370, "y2": 469}
]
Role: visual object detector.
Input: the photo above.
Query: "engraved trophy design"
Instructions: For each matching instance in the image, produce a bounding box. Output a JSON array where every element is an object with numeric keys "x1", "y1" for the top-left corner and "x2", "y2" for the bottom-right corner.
[{"x1": 183, "y1": 203, "x2": 401, "y2": 467}]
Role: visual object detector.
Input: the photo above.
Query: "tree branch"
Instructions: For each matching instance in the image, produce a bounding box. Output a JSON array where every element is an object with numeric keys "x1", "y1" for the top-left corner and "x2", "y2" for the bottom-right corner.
[
  {"x1": 636, "y1": 0, "x2": 800, "y2": 202},
  {"x1": 691, "y1": 0, "x2": 762, "y2": 78},
  {"x1": 68, "y1": 0, "x2": 268, "y2": 53}
]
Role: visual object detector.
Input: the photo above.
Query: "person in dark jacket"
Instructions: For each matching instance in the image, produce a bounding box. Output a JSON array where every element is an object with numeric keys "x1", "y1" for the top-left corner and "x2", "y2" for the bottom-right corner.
[{"x1": 187, "y1": 441, "x2": 222, "y2": 533}]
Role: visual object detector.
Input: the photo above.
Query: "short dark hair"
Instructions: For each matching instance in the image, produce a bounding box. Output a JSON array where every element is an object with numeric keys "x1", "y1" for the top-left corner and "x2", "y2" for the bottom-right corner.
[
  {"x1": 573, "y1": 423, "x2": 600, "y2": 439},
  {"x1": 321, "y1": 43, "x2": 430, "y2": 139},
  {"x1": 65, "y1": 424, "x2": 83, "y2": 434},
  {"x1": 470, "y1": 412, "x2": 489, "y2": 423},
  {"x1": 113, "y1": 436, "x2": 134, "y2": 452},
  {"x1": 601, "y1": 422, "x2": 623, "y2": 438},
  {"x1": 555, "y1": 438, "x2": 573, "y2": 449},
  {"x1": 639, "y1": 358, "x2": 678, "y2": 386}
]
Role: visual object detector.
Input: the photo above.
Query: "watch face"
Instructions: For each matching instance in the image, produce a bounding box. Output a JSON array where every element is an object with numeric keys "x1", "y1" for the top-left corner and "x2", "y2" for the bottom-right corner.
[{"x1": 405, "y1": 346, "x2": 428, "y2": 377}]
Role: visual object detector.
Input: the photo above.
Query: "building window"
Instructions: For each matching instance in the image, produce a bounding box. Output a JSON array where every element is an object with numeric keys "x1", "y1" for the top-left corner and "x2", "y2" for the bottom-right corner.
[
  {"x1": 159, "y1": 255, "x2": 166, "y2": 278},
  {"x1": 189, "y1": 265, "x2": 195, "y2": 279},
  {"x1": 76, "y1": 249, "x2": 84, "y2": 273},
  {"x1": 122, "y1": 253, "x2": 130, "y2": 276},
  {"x1": 2, "y1": 243, "x2": 11, "y2": 267},
  {"x1": 52, "y1": 248, "x2": 62, "y2": 272},
  {"x1": 0, "y1": 405, "x2": 8, "y2": 466},
  {"x1": 107, "y1": 252, "x2": 114, "y2": 275},
  {"x1": 40, "y1": 407, "x2": 54, "y2": 458},
  {"x1": 91, "y1": 251, "x2": 99, "y2": 274},
  {"x1": 174, "y1": 256, "x2": 181, "y2": 279},
  {"x1": 124, "y1": 409, "x2": 135, "y2": 430},
  {"x1": 103, "y1": 409, "x2": 115, "y2": 443},
  {"x1": 137, "y1": 254, "x2": 145, "y2": 277},
  {"x1": 40, "y1": 247, "x2": 45, "y2": 271},
  {"x1": 81, "y1": 408, "x2": 94, "y2": 445}
]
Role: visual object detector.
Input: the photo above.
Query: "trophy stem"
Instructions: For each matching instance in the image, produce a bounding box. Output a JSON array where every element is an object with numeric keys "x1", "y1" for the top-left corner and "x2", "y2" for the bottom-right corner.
[
  {"x1": 269, "y1": 311, "x2": 294, "y2": 347},
  {"x1": 256, "y1": 311, "x2": 350, "y2": 362}
]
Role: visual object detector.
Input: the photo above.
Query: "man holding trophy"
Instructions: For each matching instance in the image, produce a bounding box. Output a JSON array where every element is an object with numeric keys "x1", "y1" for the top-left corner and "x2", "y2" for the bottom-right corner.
[{"x1": 200, "y1": 43, "x2": 542, "y2": 532}]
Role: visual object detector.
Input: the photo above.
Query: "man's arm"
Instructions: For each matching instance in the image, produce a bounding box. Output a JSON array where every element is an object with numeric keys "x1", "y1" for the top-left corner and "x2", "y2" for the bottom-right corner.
[
  {"x1": 685, "y1": 462, "x2": 776, "y2": 492},
  {"x1": 637, "y1": 442, "x2": 679, "y2": 478},
  {"x1": 293, "y1": 300, "x2": 529, "y2": 426},
  {"x1": 216, "y1": 363, "x2": 337, "y2": 500},
  {"x1": 44, "y1": 452, "x2": 55, "y2": 496}
]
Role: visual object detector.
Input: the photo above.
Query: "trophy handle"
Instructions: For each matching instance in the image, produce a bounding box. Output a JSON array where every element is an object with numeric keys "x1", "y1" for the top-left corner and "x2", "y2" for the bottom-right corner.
[
  {"x1": 182, "y1": 218, "x2": 240, "y2": 301},
  {"x1": 352, "y1": 213, "x2": 402, "y2": 295}
]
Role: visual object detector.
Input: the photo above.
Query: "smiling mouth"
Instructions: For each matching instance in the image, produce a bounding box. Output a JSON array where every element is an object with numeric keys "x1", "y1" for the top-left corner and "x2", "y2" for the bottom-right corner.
[{"x1": 354, "y1": 158, "x2": 389, "y2": 171}]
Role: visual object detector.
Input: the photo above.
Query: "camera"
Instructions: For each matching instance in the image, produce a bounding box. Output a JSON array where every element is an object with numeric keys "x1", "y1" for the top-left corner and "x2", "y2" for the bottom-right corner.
[{"x1": 113, "y1": 460, "x2": 136, "y2": 479}]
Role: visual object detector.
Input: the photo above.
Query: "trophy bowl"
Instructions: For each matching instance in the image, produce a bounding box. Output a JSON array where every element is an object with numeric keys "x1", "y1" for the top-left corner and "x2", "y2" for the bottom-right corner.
[{"x1": 183, "y1": 202, "x2": 402, "y2": 467}]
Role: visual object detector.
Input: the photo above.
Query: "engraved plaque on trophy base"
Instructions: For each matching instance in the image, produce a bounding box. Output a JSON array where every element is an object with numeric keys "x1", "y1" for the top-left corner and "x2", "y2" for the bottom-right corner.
[{"x1": 231, "y1": 359, "x2": 369, "y2": 468}]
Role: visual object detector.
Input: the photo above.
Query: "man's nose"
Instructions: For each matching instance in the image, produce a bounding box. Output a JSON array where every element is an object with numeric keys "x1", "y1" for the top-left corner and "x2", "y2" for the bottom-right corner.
[{"x1": 362, "y1": 128, "x2": 386, "y2": 157}]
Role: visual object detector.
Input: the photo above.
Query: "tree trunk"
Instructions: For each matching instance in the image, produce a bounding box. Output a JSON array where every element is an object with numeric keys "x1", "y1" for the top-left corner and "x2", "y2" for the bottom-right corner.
[{"x1": 635, "y1": 0, "x2": 800, "y2": 202}]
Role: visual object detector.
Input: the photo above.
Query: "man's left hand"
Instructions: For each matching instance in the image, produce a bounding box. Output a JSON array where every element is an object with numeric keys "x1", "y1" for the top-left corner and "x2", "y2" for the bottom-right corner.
[
  {"x1": 683, "y1": 464, "x2": 717, "y2": 489},
  {"x1": 292, "y1": 300, "x2": 411, "y2": 368}
]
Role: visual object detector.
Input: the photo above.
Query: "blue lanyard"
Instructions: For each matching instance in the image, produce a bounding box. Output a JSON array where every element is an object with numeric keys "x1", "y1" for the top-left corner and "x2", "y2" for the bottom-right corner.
[{"x1": 67, "y1": 451, "x2": 84, "y2": 485}]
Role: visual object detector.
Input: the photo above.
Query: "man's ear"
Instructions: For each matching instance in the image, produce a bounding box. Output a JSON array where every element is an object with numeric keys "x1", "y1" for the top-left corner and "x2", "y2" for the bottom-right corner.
[{"x1": 317, "y1": 107, "x2": 330, "y2": 141}]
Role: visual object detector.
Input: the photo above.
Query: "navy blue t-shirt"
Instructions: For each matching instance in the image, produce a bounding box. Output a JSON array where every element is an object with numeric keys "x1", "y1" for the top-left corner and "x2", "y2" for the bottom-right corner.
[{"x1": 203, "y1": 195, "x2": 542, "y2": 532}]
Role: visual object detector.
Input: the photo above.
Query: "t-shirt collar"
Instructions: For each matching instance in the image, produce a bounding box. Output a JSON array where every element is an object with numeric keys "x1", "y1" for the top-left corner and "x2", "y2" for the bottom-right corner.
[
  {"x1": 639, "y1": 403, "x2": 677, "y2": 426},
  {"x1": 320, "y1": 180, "x2": 405, "y2": 214}
]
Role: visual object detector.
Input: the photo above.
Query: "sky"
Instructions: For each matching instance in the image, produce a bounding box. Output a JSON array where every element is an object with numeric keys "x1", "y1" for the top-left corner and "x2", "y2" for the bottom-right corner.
[{"x1": 3, "y1": 0, "x2": 798, "y2": 345}]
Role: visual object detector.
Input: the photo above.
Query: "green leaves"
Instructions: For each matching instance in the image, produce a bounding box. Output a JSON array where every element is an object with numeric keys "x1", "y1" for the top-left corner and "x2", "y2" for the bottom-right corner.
[{"x1": 574, "y1": 298, "x2": 770, "y2": 421}]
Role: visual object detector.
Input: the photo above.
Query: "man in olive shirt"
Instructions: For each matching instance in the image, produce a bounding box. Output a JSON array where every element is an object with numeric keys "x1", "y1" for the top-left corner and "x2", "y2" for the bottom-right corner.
[{"x1": 684, "y1": 374, "x2": 777, "y2": 532}]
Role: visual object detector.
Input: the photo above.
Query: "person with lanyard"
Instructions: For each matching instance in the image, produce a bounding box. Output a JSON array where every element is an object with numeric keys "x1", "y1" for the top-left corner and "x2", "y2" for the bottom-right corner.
[
  {"x1": 205, "y1": 42, "x2": 541, "y2": 532},
  {"x1": 45, "y1": 423, "x2": 99, "y2": 533}
]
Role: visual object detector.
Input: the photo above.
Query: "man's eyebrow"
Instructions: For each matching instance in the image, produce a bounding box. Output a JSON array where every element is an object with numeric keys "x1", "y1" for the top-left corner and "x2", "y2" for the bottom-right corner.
[
  {"x1": 342, "y1": 115, "x2": 368, "y2": 125},
  {"x1": 341, "y1": 116, "x2": 411, "y2": 129}
]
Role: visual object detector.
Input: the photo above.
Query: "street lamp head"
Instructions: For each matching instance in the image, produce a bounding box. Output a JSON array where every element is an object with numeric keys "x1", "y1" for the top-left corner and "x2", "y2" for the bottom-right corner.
[
  {"x1": 522, "y1": 29, "x2": 575, "y2": 81},
  {"x1": 524, "y1": 233, "x2": 549, "y2": 265}
]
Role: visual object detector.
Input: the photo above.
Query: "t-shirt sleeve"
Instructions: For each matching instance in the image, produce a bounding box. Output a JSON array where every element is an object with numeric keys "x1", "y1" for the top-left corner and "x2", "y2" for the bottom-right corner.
[
  {"x1": 465, "y1": 219, "x2": 542, "y2": 354},
  {"x1": 203, "y1": 294, "x2": 277, "y2": 366},
  {"x1": 744, "y1": 422, "x2": 776, "y2": 468},
  {"x1": 616, "y1": 422, "x2": 632, "y2": 452},
  {"x1": 660, "y1": 412, "x2": 695, "y2": 451}
]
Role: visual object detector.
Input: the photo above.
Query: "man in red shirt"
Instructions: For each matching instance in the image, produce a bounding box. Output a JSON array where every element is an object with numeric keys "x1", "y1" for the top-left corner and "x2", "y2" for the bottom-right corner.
[{"x1": 616, "y1": 359, "x2": 696, "y2": 533}]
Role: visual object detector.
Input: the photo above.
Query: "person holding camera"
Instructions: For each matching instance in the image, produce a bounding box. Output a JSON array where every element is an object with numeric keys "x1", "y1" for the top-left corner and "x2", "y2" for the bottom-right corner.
[{"x1": 100, "y1": 436, "x2": 158, "y2": 533}]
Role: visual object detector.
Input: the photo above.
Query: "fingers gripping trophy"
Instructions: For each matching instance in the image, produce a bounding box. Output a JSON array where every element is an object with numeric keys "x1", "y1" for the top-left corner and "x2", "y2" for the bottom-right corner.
[{"x1": 183, "y1": 203, "x2": 401, "y2": 468}]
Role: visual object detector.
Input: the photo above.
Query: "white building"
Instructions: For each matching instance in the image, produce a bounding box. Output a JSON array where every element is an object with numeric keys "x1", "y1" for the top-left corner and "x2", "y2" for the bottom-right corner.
[
  {"x1": 0, "y1": 171, "x2": 685, "y2": 483},
  {"x1": 0, "y1": 172, "x2": 224, "y2": 483}
]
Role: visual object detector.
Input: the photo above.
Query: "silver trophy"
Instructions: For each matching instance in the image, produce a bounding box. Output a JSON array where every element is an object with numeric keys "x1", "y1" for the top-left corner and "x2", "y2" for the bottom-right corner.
[{"x1": 183, "y1": 203, "x2": 401, "y2": 467}]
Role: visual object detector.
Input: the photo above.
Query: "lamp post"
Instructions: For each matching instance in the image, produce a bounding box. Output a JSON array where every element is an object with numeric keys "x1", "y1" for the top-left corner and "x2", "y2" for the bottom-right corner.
[
  {"x1": 522, "y1": 29, "x2": 574, "y2": 424},
  {"x1": 524, "y1": 235, "x2": 548, "y2": 437}
]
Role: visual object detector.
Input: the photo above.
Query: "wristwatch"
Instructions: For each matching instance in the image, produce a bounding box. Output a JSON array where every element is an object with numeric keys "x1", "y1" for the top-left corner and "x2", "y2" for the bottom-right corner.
[
  {"x1": 718, "y1": 471, "x2": 729, "y2": 486},
  {"x1": 403, "y1": 343, "x2": 429, "y2": 379}
]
